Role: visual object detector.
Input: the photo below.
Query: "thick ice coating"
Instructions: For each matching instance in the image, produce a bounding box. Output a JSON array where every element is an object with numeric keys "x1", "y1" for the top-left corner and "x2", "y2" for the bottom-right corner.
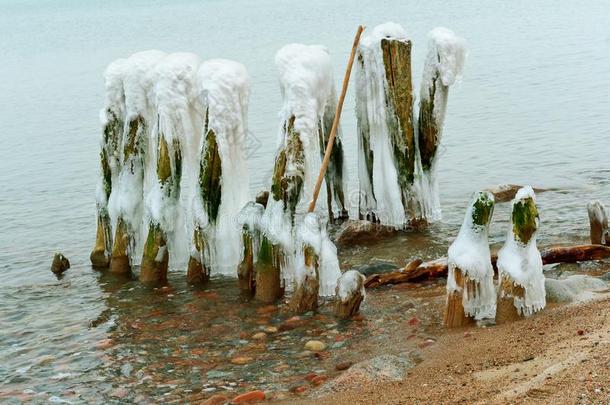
[
  {"x1": 356, "y1": 23, "x2": 409, "y2": 227},
  {"x1": 336, "y1": 270, "x2": 366, "y2": 303},
  {"x1": 192, "y1": 59, "x2": 251, "y2": 275},
  {"x1": 497, "y1": 186, "x2": 546, "y2": 316},
  {"x1": 416, "y1": 27, "x2": 466, "y2": 221},
  {"x1": 447, "y1": 191, "x2": 496, "y2": 320},
  {"x1": 294, "y1": 213, "x2": 341, "y2": 297}
]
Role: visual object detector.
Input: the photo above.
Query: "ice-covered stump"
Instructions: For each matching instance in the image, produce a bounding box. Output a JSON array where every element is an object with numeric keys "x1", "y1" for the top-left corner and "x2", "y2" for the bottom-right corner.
[
  {"x1": 256, "y1": 44, "x2": 343, "y2": 302},
  {"x1": 418, "y1": 28, "x2": 466, "y2": 220},
  {"x1": 587, "y1": 201, "x2": 608, "y2": 245},
  {"x1": 445, "y1": 191, "x2": 495, "y2": 328},
  {"x1": 237, "y1": 202, "x2": 264, "y2": 294},
  {"x1": 188, "y1": 59, "x2": 251, "y2": 284},
  {"x1": 140, "y1": 53, "x2": 201, "y2": 283},
  {"x1": 91, "y1": 59, "x2": 126, "y2": 268},
  {"x1": 496, "y1": 186, "x2": 545, "y2": 323},
  {"x1": 290, "y1": 213, "x2": 342, "y2": 313},
  {"x1": 335, "y1": 270, "x2": 366, "y2": 319},
  {"x1": 110, "y1": 50, "x2": 166, "y2": 274},
  {"x1": 356, "y1": 23, "x2": 416, "y2": 226}
]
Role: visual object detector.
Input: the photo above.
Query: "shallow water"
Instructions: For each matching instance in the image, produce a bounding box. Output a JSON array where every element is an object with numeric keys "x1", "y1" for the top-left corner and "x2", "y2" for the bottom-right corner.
[{"x1": 1, "y1": 0, "x2": 610, "y2": 402}]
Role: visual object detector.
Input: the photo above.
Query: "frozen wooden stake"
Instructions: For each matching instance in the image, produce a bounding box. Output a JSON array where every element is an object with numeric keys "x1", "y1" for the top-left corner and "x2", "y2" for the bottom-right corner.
[
  {"x1": 187, "y1": 123, "x2": 221, "y2": 284},
  {"x1": 418, "y1": 28, "x2": 465, "y2": 220},
  {"x1": 237, "y1": 202, "x2": 264, "y2": 294},
  {"x1": 444, "y1": 191, "x2": 495, "y2": 328},
  {"x1": 587, "y1": 201, "x2": 608, "y2": 245},
  {"x1": 335, "y1": 270, "x2": 366, "y2": 319},
  {"x1": 255, "y1": 116, "x2": 304, "y2": 303},
  {"x1": 91, "y1": 59, "x2": 126, "y2": 268},
  {"x1": 496, "y1": 186, "x2": 545, "y2": 323}
]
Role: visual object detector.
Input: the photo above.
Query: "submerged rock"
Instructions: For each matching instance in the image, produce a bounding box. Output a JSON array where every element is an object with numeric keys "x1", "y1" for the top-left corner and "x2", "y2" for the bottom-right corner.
[
  {"x1": 335, "y1": 220, "x2": 401, "y2": 247},
  {"x1": 51, "y1": 253, "x2": 70, "y2": 275},
  {"x1": 545, "y1": 275, "x2": 608, "y2": 303}
]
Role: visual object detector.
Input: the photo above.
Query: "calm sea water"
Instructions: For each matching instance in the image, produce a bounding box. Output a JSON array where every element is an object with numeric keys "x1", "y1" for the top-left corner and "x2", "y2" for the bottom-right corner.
[{"x1": 1, "y1": 0, "x2": 609, "y2": 402}]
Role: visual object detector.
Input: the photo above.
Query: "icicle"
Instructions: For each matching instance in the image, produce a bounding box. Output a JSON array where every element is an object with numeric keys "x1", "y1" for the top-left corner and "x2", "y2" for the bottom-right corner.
[
  {"x1": 416, "y1": 27, "x2": 466, "y2": 221},
  {"x1": 445, "y1": 191, "x2": 495, "y2": 327},
  {"x1": 334, "y1": 270, "x2": 366, "y2": 319},
  {"x1": 109, "y1": 50, "x2": 166, "y2": 274},
  {"x1": 91, "y1": 58, "x2": 128, "y2": 268},
  {"x1": 496, "y1": 186, "x2": 545, "y2": 322},
  {"x1": 140, "y1": 53, "x2": 201, "y2": 283}
]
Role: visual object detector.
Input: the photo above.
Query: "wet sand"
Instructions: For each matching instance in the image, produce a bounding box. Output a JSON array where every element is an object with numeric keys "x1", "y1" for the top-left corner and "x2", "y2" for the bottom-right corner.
[{"x1": 294, "y1": 294, "x2": 610, "y2": 404}]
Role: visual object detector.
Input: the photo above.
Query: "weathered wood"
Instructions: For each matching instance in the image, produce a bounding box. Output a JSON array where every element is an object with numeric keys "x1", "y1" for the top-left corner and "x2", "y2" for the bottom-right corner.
[
  {"x1": 444, "y1": 268, "x2": 476, "y2": 328},
  {"x1": 496, "y1": 277, "x2": 525, "y2": 324},
  {"x1": 587, "y1": 201, "x2": 609, "y2": 245},
  {"x1": 140, "y1": 134, "x2": 182, "y2": 283},
  {"x1": 365, "y1": 245, "x2": 610, "y2": 289},
  {"x1": 110, "y1": 217, "x2": 131, "y2": 274},
  {"x1": 186, "y1": 226, "x2": 209, "y2": 284},
  {"x1": 335, "y1": 270, "x2": 366, "y2": 319},
  {"x1": 255, "y1": 236, "x2": 284, "y2": 303},
  {"x1": 237, "y1": 231, "x2": 255, "y2": 294},
  {"x1": 289, "y1": 246, "x2": 320, "y2": 313}
]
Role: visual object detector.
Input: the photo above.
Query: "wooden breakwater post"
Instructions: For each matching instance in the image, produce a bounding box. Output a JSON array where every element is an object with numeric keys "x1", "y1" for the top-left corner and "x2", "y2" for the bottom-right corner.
[
  {"x1": 237, "y1": 202, "x2": 264, "y2": 295},
  {"x1": 587, "y1": 200, "x2": 609, "y2": 245},
  {"x1": 496, "y1": 186, "x2": 545, "y2": 323},
  {"x1": 91, "y1": 59, "x2": 126, "y2": 268},
  {"x1": 445, "y1": 191, "x2": 496, "y2": 328},
  {"x1": 335, "y1": 270, "x2": 366, "y2": 319}
]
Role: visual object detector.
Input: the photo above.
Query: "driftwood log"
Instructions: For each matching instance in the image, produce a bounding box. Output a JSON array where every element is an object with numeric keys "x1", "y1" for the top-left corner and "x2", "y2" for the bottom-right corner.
[{"x1": 365, "y1": 245, "x2": 610, "y2": 289}]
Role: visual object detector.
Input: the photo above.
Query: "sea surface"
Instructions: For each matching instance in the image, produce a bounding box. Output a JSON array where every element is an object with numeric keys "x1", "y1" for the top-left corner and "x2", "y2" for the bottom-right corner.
[{"x1": 1, "y1": 0, "x2": 609, "y2": 403}]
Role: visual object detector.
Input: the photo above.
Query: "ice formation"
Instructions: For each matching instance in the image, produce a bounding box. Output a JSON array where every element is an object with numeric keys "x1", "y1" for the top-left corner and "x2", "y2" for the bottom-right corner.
[
  {"x1": 447, "y1": 191, "x2": 496, "y2": 321},
  {"x1": 336, "y1": 270, "x2": 366, "y2": 303},
  {"x1": 497, "y1": 186, "x2": 546, "y2": 316},
  {"x1": 257, "y1": 43, "x2": 345, "y2": 297},
  {"x1": 294, "y1": 213, "x2": 342, "y2": 297},
  {"x1": 108, "y1": 50, "x2": 166, "y2": 270},
  {"x1": 355, "y1": 23, "x2": 466, "y2": 227},
  {"x1": 190, "y1": 59, "x2": 251, "y2": 276},
  {"x1": 417, "y1": 27, "x2": 466, "y2": 220}
]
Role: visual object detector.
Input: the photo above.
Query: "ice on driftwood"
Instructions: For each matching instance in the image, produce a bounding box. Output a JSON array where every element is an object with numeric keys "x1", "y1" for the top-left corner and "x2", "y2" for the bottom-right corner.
[
  {"x1": 497, "y1": 186, "x2": 546, "y2": 318},
  {"x1": 256, "y1": 43, "x2": 345, "y2": 302},
  {"x1": 355, "y1": 22, "x2": 465, "y2": 227},
  {"x1": 335, "y1": 269, "x2": 366, "y2": 319},
  {"x1": 188, "y1": 59, "x2": 251, "y2": 282},
  {"x1": 445, "y1": 191, "x2": 495, "y2": 326}
]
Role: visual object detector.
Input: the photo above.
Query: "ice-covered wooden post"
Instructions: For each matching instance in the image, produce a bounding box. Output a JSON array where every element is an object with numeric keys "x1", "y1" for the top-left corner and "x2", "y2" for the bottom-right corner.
[
  {"x1": 110, "y1": 51, "x2": 165, "y2": 274},
  {"x1": 237, "y1": 202, "x2": 264, "y2": 294},
  {"x1": 335, "y1": 270, "x2": 366, "y2": 319},
  {"x1": 496, "y1": 186, "x2": 545, "y2": 323},
  {"x1": 587, "y1": 201, "x2": 608, "y2": 245},
  {"x1": 256, "y1": 44, "x2": 343, "y2": 303},
  {"x1": 445, "y1": 191, "x2": 495, "y2": 328},
  {"x1": 355, "y1": 23, "x2": 416, "y2": 226},
  {"x1": 91, "y1": 59, "x2": 126, "y2": 268},
  {"x1": 418, "y1": 28, "x2": 466, "y2": 220},
  {"x1": 140, "y1": 53, "x2": 200, "y2": 283},
  {"x1": 188, "y1": 59, "x2": 251, "y2": 284}
]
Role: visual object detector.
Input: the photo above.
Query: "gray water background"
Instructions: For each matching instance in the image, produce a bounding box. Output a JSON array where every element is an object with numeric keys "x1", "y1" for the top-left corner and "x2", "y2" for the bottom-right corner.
[{"x1": 0, "y1": 0, "x2": 609, "y2": 400}]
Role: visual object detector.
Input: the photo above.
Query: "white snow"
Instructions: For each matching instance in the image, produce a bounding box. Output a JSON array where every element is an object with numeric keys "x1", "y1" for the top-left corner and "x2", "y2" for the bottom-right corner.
[
  {"x1": 336, "y1": 269, "x2": 366, "y2": 302},
  {"x1": 545, "y1": 275, "x2": 608, "y2": 303},
  {"x1": 294, "y1": 213, "x2": 341, "y2": 297},
  {"x1": 497, "y1": 186, "x2": 546, "y2": 316},
  {"x1": 447, "y1": 191, "x2": 496, "y2": 321}
]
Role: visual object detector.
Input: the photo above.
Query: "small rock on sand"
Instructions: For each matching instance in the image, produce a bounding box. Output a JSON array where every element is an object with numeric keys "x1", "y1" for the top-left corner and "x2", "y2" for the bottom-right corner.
[{"x1": 304, "y1": 340, "x2": 326, "y2": 352}]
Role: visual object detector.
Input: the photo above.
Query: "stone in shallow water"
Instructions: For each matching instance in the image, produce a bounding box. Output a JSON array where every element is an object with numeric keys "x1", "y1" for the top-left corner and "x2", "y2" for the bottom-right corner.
[{"x1": 304, "y1": 341, "x2": 326, "y2": 352}]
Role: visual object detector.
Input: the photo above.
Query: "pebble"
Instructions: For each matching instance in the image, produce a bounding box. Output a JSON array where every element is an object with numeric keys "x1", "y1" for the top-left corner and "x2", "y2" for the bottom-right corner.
[
  {"x1": 252, "y1": 332, "x2": 267, "y2": 340},
  {"x1": 304, "y1": 340, "x2": 326, "y2": 352},
  {"x1": 231, "y1": 356, "x2": 253, "y2": 365},
  {"x1": 110, "y1": 388, "x2": 129, "y2": 399},
  {"x1": 335, "y1": 361, "x2": 353, "y2": 371},
  {"x1": 232, "y1": 390, "x2": 265, "y2": 403},
  {"x1": 95, "y1": 339, "x2": 113, "y2": 349},
  {"x1": 408, "y1": 317, "x2": 420, "y2": 326},
  {"x1": 264, "y1": 326, "x2": 278, "y2": 333},
  {"x1": 577, "y1": 329, "x2": 585, "y2": 336},
  {"x1": 311, "y1": 375, "x2": 327, "y2": 385}
]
